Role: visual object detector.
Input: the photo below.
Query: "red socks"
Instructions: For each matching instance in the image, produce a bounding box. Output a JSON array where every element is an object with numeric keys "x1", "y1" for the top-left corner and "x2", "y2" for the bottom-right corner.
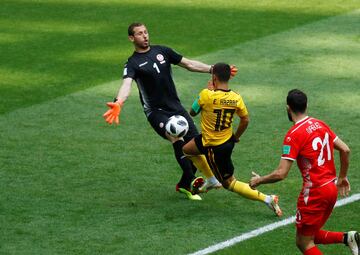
[
  {"x1": 304, "y1": 246, "x2": 322, "y2": 255},
  {"x1": 302, "y1": 229, "x2": 344, "y2": 254},
  {"x1": 314, "y1": 230, "x2": 344, "y2": 244}
]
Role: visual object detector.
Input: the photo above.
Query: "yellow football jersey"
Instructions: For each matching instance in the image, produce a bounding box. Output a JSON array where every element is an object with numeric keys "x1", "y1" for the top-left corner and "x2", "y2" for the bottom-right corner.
[{"x1": 194, "y1": 88, "x2": 248, "y2": 146}]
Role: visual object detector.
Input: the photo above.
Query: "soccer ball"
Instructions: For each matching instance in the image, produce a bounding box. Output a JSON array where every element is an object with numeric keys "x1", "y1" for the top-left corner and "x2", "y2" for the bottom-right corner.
[{"x1": 165, "y1": 115, "x2": 189, "y2": 138}]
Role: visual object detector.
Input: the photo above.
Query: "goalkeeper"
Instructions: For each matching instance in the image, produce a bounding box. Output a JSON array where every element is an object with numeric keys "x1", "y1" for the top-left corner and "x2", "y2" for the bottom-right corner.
[{"x1": 183, "y1": 62, "x2": 282, "y2": 216}]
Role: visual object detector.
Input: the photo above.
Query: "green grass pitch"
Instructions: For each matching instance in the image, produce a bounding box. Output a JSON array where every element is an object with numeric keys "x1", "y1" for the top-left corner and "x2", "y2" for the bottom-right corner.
[{"x1": 0, "y1": 1, "x2": 359, "y2": 254}]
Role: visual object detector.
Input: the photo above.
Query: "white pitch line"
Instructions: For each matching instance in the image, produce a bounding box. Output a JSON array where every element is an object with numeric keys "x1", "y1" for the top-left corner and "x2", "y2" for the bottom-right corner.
[{"x1": 188, "y1": 193, "x2": 360, "y2": 255}]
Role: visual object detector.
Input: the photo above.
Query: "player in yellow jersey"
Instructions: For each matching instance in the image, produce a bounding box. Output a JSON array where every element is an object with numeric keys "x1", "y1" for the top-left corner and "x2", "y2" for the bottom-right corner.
[{"x1": 183, "y1": 63, "x2": 282, "y2": 216}]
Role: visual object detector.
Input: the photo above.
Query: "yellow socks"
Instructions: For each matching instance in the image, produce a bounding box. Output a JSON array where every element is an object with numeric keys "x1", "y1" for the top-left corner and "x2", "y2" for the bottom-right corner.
[
  {"x1": 187, "y1": 154, "x2": 214, "y2": 179},
  {"x1": 229, "y1": 179, "x2": 267, "y2": 202}
]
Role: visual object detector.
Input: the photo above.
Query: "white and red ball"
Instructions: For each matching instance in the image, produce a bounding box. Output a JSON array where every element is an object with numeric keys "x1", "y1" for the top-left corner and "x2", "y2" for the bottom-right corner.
[{"x1": 165, "y1": 115, "x2": 189, "y2": 138}]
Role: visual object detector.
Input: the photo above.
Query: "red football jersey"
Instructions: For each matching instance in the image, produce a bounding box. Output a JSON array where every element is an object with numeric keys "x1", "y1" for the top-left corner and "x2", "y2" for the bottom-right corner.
[{"x1": 282, "y1": 116, "x2": 338, "y2": 189}]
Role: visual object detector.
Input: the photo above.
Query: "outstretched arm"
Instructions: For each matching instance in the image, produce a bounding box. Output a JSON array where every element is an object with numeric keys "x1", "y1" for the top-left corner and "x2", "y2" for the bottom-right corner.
[
  {"x1": 249, "y1": 159, "x2": 293, "y2": 189},
  {"x1": 115, "y1": 77, "x2": 133, "y2": 103},
  {"x1": 179, "y1": 57, "x2": 238, "y2": 78},
  {"x1": 103, "y1": 78, "x2": 133, "y2": 125},
  {"x1": 334, "y1": 137, "x2": 351, "y2": 196},
  {"x1": 178, "y1": 57, "x2": 212, "y2": 73}
]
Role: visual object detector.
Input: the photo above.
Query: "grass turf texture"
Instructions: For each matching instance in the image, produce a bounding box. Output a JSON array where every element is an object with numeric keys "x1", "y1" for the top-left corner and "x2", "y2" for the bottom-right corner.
[
  {"x1": 1, "y1": 1, "x2": 359, "y2": 254},
  {"x1": 0, "y1": 0, "x2": 359, "y2": 114}
]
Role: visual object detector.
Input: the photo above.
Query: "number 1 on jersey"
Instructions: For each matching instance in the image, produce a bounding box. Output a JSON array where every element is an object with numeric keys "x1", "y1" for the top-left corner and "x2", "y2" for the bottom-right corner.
[{"x1": 153, "y1": 62, "x2": 160, "y2": 73}]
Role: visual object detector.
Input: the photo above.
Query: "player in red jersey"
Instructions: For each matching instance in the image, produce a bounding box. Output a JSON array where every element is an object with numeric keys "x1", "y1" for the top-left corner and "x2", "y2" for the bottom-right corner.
[{"x1": 249, "y1": 89, "x2": 359, "y2": 255}]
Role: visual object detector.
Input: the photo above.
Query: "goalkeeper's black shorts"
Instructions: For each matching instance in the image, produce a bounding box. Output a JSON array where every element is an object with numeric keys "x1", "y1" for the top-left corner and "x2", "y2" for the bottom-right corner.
[{"x1": 146, "y1": 108, "x2": 198, "y2": 142}]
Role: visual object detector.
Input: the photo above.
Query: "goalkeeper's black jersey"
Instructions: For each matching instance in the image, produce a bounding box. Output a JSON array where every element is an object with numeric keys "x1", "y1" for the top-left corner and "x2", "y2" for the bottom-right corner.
[{"x1": 123, "y1": 45, "x2": 185, "y2": 116}]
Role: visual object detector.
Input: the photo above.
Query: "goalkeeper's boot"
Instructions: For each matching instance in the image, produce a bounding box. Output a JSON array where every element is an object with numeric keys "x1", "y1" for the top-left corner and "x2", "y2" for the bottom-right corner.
[
  {"x1": 198, "y1": 179, "x2": 222, "y2": 193},
  {"x1": 190, "y1": 177, "x2": 205, "y2": 194},
  {"x1": 346, "y1": 231, "x2": 359, "y2": 255},
  {"x1": 267, "y1": 195, "x2": 283, "y2": 217},
  {"x1": 176, "y1": 184, "x2": 202, "y2": 201}
]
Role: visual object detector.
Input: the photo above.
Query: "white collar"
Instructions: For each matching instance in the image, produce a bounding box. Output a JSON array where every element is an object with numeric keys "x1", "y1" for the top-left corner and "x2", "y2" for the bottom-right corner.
[{"x1": 295, "y1": 116, "x2": 309, "y2": 125}]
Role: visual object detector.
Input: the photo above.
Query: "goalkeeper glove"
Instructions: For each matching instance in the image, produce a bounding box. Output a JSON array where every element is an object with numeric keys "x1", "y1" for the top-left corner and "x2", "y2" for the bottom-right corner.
[
  {"x1": 103, "y1": 101, "x2": 123, "y2": 125},
  {"x1": 230, "y1": 65, "x2": 238, "y2": 78}
]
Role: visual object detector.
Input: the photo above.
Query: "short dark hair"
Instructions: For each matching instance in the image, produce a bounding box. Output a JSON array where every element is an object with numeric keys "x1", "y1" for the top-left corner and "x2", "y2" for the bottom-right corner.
[
  {"x1": 287, "y1": 89, "x2": 307, "y2": 113},
  {"x1": 213, "y1": 62, "x2": 231, "y2": 82},
  {"x1": 128, "y1": 22, "x2": 145, "y2": 36}
]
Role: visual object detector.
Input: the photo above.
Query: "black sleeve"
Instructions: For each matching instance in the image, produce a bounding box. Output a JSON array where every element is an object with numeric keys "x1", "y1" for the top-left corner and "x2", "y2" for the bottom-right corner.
[
  {"x1": 122, "y1": 61, "x2": 136, "y2": 79},
  {"x1": 162, "y1": 46, "x2": 183, "y2": 65}
]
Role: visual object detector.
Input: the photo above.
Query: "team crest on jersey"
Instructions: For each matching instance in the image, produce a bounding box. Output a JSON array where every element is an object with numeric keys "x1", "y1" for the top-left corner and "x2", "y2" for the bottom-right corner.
[
  {"x1": 286, "y1": 137, "x2": 291, "y2": 142},
  {"x1": 156, "y1": 54, "x2": 166, "y2": 64},
  {"x1": 283, "y1": 145, "x2": 291, "y2": 155}
]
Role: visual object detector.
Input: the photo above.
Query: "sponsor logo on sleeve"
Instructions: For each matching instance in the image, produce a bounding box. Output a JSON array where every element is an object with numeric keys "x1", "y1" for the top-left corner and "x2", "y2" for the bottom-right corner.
[
  {"x1": 123, "y1": 68, "x2": 127, "y2": 76},
  {"x1": 283, "y1": 145, "x2": 291, "y2": 155}
]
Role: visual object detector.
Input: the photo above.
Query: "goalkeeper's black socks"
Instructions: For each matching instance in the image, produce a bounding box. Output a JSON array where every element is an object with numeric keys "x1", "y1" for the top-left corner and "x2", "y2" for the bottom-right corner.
[{"x1": 172, "y1": 140, "x2": 194, "y2": 188}]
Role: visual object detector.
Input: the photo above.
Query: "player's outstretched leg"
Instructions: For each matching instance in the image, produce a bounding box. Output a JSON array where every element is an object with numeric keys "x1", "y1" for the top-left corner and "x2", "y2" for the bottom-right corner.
[
  {"x1": 266, "y1": 195, "x2": 283, "y2": 217},
  {"x1": 313, "y1": 230, "x2": 359, "y2": 254},
  {"x1": 225, "y1": 177, "x2": 282, "y2": 217}
]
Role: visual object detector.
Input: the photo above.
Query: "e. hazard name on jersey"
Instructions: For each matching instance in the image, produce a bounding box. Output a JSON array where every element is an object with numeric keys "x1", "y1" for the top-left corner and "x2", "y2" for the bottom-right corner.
[{"x1": 213, "y1": 99, "x2": 238, "y2": 106}]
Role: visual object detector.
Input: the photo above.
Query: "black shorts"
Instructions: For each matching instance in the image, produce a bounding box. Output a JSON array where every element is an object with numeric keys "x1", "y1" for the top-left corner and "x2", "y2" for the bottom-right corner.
[
  {"x1": 194, "y1": 134, "x2": 235, "y2": 182},
  {"x1": 147, "y1": 108, "x2": 199, "y2": 143}
]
